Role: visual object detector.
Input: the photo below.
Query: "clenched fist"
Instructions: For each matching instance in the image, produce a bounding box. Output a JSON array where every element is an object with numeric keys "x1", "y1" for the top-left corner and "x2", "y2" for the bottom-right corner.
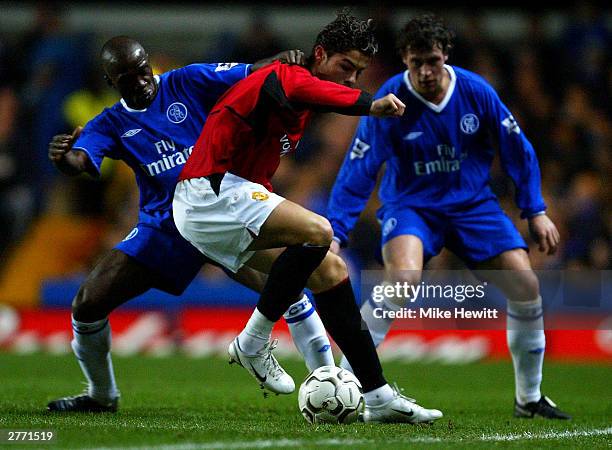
[
  {"x1": 48, "y1": 126, "x2": 82, "y2": 162},
  {"x1": 370, "y1": 94, "x2": 405, "y2": 118}
]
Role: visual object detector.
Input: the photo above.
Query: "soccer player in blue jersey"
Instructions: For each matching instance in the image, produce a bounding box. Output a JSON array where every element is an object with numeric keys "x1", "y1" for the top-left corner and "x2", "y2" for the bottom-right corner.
[
  {"x1": 327, "y1": 14, "x2": 570, "y2": 419},
  {"x1": 46, "y1": 36, "x2": 333, "y2": 412}
]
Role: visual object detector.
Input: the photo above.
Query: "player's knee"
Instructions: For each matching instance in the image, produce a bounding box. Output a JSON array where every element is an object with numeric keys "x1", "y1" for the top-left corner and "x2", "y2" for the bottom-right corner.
[
  {"x1": 72, "y1": 282, "x2": 107, "y2": 322},
  {"x1": 385, "y1": 266, "x2": 422, "y2": 286},
  {"x1": 72, "y1": 287, "x2": 89, "y2": 321},
  {"x1": 309, "y1": 253, "x2": 348, "y2": 292},
  {"x1": 304, "y1": 216, "x2": 333, "y2": 247},
  {"x1": 509, "y1": 270, "x2": 540, "y2": 302}
]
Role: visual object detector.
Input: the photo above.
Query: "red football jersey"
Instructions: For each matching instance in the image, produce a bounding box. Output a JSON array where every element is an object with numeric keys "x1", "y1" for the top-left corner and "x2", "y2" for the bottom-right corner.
[{"x1": 179, "y1": 61, "x2": 372, "y2": 191}]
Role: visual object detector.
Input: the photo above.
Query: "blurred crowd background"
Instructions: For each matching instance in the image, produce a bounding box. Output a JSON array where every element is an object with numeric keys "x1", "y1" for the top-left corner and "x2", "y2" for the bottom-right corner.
[{"x1": 0, "y1": 2, "x2": 609, "y2": 307}]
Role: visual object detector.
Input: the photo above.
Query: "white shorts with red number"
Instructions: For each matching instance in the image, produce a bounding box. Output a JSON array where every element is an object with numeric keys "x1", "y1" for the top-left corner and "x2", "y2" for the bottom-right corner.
[{"x1": 173, "y1": 172, "x2": 285, "y2": 273}]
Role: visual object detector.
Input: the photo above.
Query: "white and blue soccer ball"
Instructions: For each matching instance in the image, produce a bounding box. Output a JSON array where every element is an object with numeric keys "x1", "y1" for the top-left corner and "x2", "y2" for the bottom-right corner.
[{"x1": 298, "y1": 365, "x2": 364, "y2": 424}]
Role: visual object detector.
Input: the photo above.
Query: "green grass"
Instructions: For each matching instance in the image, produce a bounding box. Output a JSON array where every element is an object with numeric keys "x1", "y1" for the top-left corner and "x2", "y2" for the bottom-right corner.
[{"x1": 0, "y1": 353, "x2": 610, "y2": 449}]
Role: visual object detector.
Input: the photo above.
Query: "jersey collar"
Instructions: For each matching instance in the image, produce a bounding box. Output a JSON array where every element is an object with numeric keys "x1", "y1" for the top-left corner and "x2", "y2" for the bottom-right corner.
[
  {"x1": 403, "y1": 65, "x2": 456, "y2": 113},
  {"x1": 120, "y1": 75, "x2": 160, "y2": 112}
]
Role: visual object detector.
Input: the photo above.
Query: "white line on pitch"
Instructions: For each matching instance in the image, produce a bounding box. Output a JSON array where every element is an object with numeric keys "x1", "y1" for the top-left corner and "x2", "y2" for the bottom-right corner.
[
  {"x1": 85, "y1": 427, "x2": 612, "y2": 450},
  {"x1": 479, "y1": 427, "x2": 612, "y2": 442}
]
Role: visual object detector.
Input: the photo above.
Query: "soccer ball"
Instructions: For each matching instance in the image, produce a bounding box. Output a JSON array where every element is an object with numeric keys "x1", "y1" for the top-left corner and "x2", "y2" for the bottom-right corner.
[{"x1": 298, "y1": 365, "x2": 364, "y2": 424}]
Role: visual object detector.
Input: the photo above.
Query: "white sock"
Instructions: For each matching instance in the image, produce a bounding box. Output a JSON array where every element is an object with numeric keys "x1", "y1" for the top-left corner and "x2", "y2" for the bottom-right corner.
[
  {"x1": 507, "y1": 297, "x2": 545, "y2": 404},
  {"x1": 363, "y1": 383, "x2": 394, "y2": 406},
  {"x1": 340, "y1": 291, "x2": 401, "y2": 372},
  {"x1": 237, "y1": 307, "x2": 275, "y2": 355},
  {"x1": 71, "y1": 316, "x2": 119, "y2": 402},
  {"x1": 284, "y1": 295, "x2": 334, "y2": 372}
]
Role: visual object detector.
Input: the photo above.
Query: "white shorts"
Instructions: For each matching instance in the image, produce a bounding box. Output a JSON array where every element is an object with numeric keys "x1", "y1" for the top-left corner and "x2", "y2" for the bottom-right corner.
[{"x1": 173, "y1": 173, "x2": 285, "y2": 272}]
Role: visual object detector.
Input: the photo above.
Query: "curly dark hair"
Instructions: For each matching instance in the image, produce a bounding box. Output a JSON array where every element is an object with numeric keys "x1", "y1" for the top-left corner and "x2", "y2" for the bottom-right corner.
[
  {"x1": 312, "y1": 8, "x2": 378, "y2": 58},
  {"x1": 396, "y1": 13, "x2": 455, "y2": 55}
]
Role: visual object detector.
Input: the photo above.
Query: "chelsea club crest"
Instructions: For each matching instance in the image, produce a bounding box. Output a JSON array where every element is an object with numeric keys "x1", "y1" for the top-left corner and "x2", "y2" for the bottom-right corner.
[
  {"x1": 167, "y1": 102, "x2": 188, "y2": 124},
  {"x1": 460, "y1": 113, "x2": 479, "y2": 134}
]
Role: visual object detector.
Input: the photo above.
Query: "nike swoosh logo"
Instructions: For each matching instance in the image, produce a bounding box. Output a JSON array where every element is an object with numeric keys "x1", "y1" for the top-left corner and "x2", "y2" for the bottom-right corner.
[
  {"x1": 392, "y1": 408, "x2": 414, "y2": 417},
  {"x1": 249, "y1": 363, "x2": 267, "y2": 383}
]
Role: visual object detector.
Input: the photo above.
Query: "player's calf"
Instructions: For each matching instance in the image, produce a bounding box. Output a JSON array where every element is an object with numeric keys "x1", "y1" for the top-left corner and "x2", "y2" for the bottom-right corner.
[
  {"x1": 313, "y1": 278, "x2": 386, "y2": 392},
  {"x1": 307, "y1": 252, "x2": 349, "y2": 293},
  {"x1": 253, "y1": 244, "x2": 329, "y2": 327}
]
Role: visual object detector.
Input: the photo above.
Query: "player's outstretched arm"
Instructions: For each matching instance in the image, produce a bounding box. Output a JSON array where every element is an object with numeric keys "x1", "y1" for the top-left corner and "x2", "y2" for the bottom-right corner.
[
  {"x1": 48, "y1": 126, "x2": 93, "y2": 176},
  {"x1": 528, "y1": 214, "x2": 560, "y2": 255},
  {"x1": 369, "y1": 94, "x2": 405, "y2": 118},
  {"x1": 251, "y1": 49, "x2": 305, "y2": 72}
]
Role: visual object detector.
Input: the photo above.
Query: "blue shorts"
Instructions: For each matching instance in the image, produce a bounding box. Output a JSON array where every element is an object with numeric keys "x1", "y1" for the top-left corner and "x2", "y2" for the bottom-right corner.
[
  {"x1": 115, "y1": 223, "x2": 208, "y2": 295},
  {"x1": 377, "y1": 198, "x2": 527, "y2": 266}
]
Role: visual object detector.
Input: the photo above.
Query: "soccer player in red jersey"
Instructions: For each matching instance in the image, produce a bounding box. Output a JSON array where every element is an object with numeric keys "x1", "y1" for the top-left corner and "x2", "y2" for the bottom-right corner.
[
  {"x1": 174, "y1": 11, "x2": 443, "y2": 423},
  {"x1": 45, "y1": 37, "x2": 334, "y2": 413}
]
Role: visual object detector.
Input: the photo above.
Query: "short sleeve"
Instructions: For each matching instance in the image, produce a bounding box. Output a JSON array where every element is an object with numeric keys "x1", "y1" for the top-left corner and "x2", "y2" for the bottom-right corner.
[
  {"x1": 174, "y1": 63, "x2": 251, "y2": 105},
  {"x1": 72, "y1": 114, "x2": 119, "y2": 175}
]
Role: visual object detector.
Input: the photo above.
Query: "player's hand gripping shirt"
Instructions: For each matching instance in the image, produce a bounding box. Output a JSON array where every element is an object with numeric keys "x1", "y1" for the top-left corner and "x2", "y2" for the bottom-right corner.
[
  {"x1": 72, "y1": 63, "x2": 251, "y2": 230},
  {"x1": 327, "y1": 65, "x2": 547, "y2": 245},
  {"x1": 179, "y1": 61, "x2": 372, "y2": 191}
]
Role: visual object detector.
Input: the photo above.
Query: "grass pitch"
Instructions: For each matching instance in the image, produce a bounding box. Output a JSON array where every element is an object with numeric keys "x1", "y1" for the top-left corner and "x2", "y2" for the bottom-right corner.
[{"x1": 0, "y1": 353, "x2": 610, "y2": 449}]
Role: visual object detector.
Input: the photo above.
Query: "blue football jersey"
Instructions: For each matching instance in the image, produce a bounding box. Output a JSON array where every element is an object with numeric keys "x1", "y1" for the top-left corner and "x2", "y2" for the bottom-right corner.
[
  {"x1": 73, "y1": 62, "x2": 251, "y2": 230},
  {"x1": 327, "y1": 65, "x2": 547, "y2": 245}
]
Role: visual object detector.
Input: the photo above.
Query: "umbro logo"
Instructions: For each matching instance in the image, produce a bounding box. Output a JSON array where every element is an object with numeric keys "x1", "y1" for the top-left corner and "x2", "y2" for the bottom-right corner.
[
  {"x1": 121, "y1": 129, "x2": 142, "y2": 138},
  {"x1": 403, "y1": 131, "x2": 423, "y2": 141}
]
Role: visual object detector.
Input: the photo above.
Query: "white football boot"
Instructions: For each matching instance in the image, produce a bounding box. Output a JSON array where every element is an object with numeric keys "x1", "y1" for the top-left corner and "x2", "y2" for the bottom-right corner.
[
  {"x1": 228, "y1": 337, "x2": 295, "y2": 395},
  {"x1": 362, "y1": 384, "x2": 443, "y2": 424}
]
